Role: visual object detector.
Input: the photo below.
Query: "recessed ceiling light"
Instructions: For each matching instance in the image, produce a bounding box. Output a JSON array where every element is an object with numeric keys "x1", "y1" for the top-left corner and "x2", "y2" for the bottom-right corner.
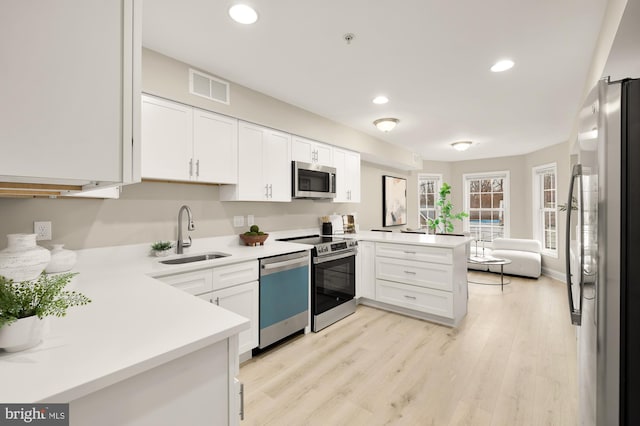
[
  {"x1": 451, "y1": 141, "x2": 473, "y2": 151},
  {"x1": 491, "y1": 59, "x2": 514, "y2": 72},
  {"x1": 229, "y1": 4, "x2": 258, "y2": 24},
  {"x1": 373, "y1": 118, "x2": 399, "y2": 132},
  {"x1": 372, "y1": 96, "x2": 389, "y2": 105}
]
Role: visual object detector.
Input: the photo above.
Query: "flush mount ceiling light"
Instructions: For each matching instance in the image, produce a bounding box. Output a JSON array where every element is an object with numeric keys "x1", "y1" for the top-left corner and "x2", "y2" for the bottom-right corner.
[
  {"x1": 373, "y1": 118, "x2": 399, "y2": 132},
  {"x1": 451, "y1": 141, "x2": 473, "y2": 151},
  {"x1": 372, "y1": 96, "x2": 389, "y2": 105},
  {"x1": 491, "y1": 59, "x2": 514, "y2": 72},
  {"x1": 229, "y1": 4, "x2": 258, "y2": 24}
]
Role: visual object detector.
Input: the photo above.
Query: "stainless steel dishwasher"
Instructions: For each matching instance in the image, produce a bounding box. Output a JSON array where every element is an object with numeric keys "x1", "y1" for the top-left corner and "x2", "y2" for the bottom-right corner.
[{"x1": 258, "y1": 251, "x2": 309, "y2": 349}]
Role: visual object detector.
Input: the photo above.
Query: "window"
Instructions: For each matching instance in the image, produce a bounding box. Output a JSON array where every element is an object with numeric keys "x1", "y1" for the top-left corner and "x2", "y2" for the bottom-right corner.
[
  {"x1": 463, "y1": 172, "x2": 510, "y2": 242},
  {"x1": 418, "y1": 174, "x2": 442, "y2": 233},
  {"x1": 533, "y1": 163, "x2": 558, "y2": 256}
]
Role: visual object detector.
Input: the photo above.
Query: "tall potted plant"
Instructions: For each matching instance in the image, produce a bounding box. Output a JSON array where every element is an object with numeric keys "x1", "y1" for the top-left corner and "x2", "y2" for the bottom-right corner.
[{"x1": 427, "y1": 182, "x2": 468, "y2": 234}]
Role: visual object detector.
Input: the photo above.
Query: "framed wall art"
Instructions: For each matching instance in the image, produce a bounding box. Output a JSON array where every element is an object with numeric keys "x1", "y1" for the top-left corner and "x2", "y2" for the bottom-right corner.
[{"x1": 382, "y1": 175, "x2": 407, "y2": 226}]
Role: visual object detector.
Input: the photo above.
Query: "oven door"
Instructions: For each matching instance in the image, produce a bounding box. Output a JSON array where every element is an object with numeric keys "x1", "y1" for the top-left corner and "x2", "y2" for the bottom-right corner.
[{"x1": 312, "y1": 251, "x2": 356, "y2": 316}]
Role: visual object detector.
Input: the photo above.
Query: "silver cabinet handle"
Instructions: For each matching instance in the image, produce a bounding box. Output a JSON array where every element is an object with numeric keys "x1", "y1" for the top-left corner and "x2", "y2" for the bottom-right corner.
[
  {"x1": 239, "y1": 382, "x2": 245, "y2": 420},
  {"x1": 404, "y1": 295, "x2": 417, "y2": 300},
  {"x1": 265, "y1": 184, "x2": 269, "y2": 198},
  {"x1": 268, "y1": 184, "x2": 273, "y2": 198},
  {"x1": 189, "y1": 158, "x2": 194, "y2": 177},
  {"x1": 214, "y1": 296, "x2": 220, "y2": 306},
  {"x1": 196, "y1": 159, "x2": 200, "y2": 177},
  {"x1": 404, "y1": 270, "x2": 417, "y2": 275},
  {"x1": 403, "y1": 251, "x2": 416, "y2": 254}
]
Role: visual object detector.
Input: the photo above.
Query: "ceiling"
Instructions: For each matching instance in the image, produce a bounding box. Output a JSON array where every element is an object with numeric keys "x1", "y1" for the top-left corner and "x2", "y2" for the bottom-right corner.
[{"x1": 142, "y1": 0, "x2": 609, "y2": 162}]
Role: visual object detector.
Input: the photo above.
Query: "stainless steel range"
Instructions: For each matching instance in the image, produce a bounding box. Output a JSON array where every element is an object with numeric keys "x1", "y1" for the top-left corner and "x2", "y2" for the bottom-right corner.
[{"x1": 277, "y1": 235, "x2": 358, "y2": 331}]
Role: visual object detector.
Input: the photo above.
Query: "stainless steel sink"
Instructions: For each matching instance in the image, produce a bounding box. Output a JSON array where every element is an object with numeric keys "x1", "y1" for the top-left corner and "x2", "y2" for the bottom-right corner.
[{"x1": 160, "y1": 252, "x2": 231, "y2": 265}]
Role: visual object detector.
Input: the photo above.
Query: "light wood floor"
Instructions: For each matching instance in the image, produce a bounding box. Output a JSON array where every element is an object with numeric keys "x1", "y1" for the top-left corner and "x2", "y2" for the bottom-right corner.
[{"x1": 239, "y1": 272, "x2": 577, "y2": 426}]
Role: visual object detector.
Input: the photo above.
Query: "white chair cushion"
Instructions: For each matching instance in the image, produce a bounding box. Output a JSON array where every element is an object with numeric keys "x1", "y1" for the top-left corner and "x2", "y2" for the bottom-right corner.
[
  {"x1": 491, "y1": 238, "x2": 541, "y2": 253},
  {"x1": 489, "y1": 249, "x2": 541, "y2": 278}
]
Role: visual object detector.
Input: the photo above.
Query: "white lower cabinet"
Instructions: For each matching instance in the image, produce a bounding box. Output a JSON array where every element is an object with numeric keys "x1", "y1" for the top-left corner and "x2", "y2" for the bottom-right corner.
[
  {"x1": 156, "y1": 260, "x2": 259, "y2": 357},
  {"x1": 199, "y1": 281, "x2": 259, "y2": 355},
  {"x1": 358, "y1": 241, "x2": 468, "y2": 327},
  {"x1": 356, "y1": 241, "x2": 376, "y2": 299}
]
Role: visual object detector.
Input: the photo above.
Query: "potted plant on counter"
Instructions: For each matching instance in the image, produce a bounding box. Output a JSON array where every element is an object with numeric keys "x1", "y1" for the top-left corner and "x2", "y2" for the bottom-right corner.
[
  {"x1": 151, "y1": 241, "x2": 173, "y2": 257},
  {"x1": 427, "y1": 182, "x2": 468, "y2": 234},
  {"x1": 0, "y1": 272, "x2": 91, "y2": 352},
  {"x1": 240, "y1": 225, "x2": 269, "y2": 246}
]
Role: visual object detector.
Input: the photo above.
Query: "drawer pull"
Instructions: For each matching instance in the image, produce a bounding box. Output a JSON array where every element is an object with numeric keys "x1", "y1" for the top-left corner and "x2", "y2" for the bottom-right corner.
[
  {"x1": 403, "y1": 251, "x2": 416, "y2": 254},
  {"x1": 404, "y1": 295, "x2": 417, "y2": 300},
  {"x1": 404, "y1": 270, "x2": 417, "y2": 275}
]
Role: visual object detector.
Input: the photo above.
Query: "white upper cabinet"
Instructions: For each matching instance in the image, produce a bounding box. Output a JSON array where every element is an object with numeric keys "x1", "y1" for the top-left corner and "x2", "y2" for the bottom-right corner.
[
  {"x1": 142, "y1": 95, "x2": 193, "y2": 181},
  {"x1": 220, "y1": 121, "x2": 291, "y2": 202},
  {"x1": 141, "y1": 94, "x2": 238, "y2": 184},
  {"x1": 0, "y1": 0, "x2": 141, "y2": 188},
  {"x1": 333, "y1": 148, "x2": 361, "y2": 203},
  {"x1": 193, "y1": 109, "x2": 238, "y2": 184},
  {"x1": 291, "y1": 136, "x2": 333, "y2": 166}
]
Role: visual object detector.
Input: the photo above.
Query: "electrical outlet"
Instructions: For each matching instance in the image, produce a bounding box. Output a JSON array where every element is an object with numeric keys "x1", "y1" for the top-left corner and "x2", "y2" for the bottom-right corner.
[
  {"x1": 247, "y1": 215, "x2": 255, "y2": 226},
  {"x1": 233, "y1": 216, "x2": 244, "y2": 227},
  {"x1": 34, "y1": 221, "x2": 52, "y2": 241}
]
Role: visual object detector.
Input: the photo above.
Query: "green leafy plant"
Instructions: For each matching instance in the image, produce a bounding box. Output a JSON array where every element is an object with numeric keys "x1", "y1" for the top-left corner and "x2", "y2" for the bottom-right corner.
[
  {"x1": 427, "y1": 182, "x2": 469, "y2": 234},
  {"x1": 0, "y1": 273, "x2": 91, "y2": 328},
  {"x1": 244, "y1": 225, "x2": 265, "y2": 236},
  {"x1": 151, "y1": 241, "x2": 173, "y2": 251}
]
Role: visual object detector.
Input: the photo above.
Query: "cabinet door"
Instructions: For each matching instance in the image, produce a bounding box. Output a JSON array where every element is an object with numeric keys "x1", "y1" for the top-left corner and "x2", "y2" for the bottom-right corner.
[
  {"x1": 357, "y1": 241, "x2": 376, "y2": 299},
  {"x1": 263, "y1": 128, "x2": 291, "y2": 202},
  {"x1": 345, "y1": 151, "x2": 361, "y2": 202},
  {"x1": 236, "y1": 122, "x2": 266, "y2": 200},
  {"x1": 291, "y1": 136, "x2": 314, "y2": 164},
  {"x1": 212, "y1": 282, "x2": 259, "y2": 354},
  {"x1": 0, "y1": 0, "x2": 139, "y2": 184},
  {"x1": 141, "y1": 95, "x2": 193, "y2": 181},
  {"x1": 332, "y1": 148, "x2": 349, "y2": 202},
  {"x1": 315, "y1": 142, "x2": 333, "y2": 167},
  {"x1": 193, "y1": 109, "x2": 238, "y2": 184}
]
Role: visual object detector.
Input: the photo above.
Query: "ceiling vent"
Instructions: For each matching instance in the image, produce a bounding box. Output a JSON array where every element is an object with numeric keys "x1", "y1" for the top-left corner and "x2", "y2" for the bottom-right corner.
[{"x1": 189, "y1": 69, "x2": 230, "y2": 105}]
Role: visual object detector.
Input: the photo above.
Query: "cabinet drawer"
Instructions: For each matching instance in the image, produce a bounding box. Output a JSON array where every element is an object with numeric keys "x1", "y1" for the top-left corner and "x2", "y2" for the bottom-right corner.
[
  {"x1": 376, "y1": 243, "x2": 452, "y2": 264},
  {"x1": 212, "y1": 261, "x2": 259, "y2": 291},
  {"x1": 376, "y1": 258, "x2": 452, "y2": 291},
  {"x1": 376, "y1": 279, "x2": 453, "y2": 319},
  {"x1": 158, "y1": 269, "x2": 213, "y2": 296}
]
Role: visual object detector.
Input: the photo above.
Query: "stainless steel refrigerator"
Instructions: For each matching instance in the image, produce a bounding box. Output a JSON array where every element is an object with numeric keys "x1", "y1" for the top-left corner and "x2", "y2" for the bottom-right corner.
[{"x1": 566, "y1": 76, "x2": 640, "y2": 425}]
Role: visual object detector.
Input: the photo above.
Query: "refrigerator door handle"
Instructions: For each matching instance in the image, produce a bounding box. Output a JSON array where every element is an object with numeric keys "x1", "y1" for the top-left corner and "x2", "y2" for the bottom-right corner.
[{"x1": 565, "y1": 164, "x2": 584, "y2": 325}]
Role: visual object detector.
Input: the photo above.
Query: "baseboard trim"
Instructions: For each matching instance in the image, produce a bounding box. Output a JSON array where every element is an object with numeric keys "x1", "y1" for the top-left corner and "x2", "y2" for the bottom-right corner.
[{"x1": 542, "y1": 267, "x2": 565, "y2": 282}]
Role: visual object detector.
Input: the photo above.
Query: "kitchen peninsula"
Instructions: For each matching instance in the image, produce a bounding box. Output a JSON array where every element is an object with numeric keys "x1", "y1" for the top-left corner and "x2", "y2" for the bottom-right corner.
[
  {"x1": 0, "y1": 237, "x2": 312, "y2": 426},
  {"x1": 349, "y1": 232, "x2": 471, "y2": 327}
]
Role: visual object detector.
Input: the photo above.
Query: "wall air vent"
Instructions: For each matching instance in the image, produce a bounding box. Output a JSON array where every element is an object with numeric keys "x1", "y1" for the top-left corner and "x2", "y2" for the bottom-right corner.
[{"x1": 189, "y1": 68, "x2": 230, "y2": 105}]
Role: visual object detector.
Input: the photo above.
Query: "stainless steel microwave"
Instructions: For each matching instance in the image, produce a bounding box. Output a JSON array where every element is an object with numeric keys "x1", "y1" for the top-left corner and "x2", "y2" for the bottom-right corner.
[{"x1": 292, "y1": 161, "x2": 336, "y2": 199}]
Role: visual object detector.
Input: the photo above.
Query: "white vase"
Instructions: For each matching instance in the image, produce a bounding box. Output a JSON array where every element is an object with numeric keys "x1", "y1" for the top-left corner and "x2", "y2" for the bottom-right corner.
[
  {"x1": 45, "y1": 244, "x2": 77, "y2": 274},
  {"x1": 0, "y1": 316, "x2": 47, "y2": 352},
  {"x1": 0, "y1": 234, "x2": 51, "y2": 282},
  {"x1": 154, "y1": 249, "x2": 171, "y2": 257}
]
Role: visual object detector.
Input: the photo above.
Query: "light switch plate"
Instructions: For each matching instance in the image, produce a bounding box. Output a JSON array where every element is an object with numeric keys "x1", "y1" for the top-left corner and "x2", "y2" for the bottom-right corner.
[
  {"x1": 233, "y1": 216, "x2": 244, "y2": 227},
  {"x1": 247, "y1": 215, "x2": 255, "y2": 226},
  {"x1": 34, "y1": 221, "x2": 52, "y2": 241}
]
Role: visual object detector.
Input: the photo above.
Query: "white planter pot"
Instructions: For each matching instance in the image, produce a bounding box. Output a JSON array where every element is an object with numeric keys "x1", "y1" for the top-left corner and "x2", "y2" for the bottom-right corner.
[
  {"x1": 0, "y1": 316, "x2": 47, "y2": 352},
  {"x1": 154, "y1": 249, "x2": 172, "y2": 257},
  {"x1": 0, "y1": 234, "x2": 51, "y2": 282},
  {"x1": 45, "y1": 244, "x2": 77, "y2": 274}
]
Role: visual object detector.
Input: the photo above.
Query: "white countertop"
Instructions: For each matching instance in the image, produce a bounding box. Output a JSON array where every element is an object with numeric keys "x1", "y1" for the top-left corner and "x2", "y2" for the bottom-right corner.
[
  {"x1": 344, "y1": 231, "x2": 472, "y2": 248},
  {"x1": 0, "y1": 234, "x2": 313, "y2": 403}
]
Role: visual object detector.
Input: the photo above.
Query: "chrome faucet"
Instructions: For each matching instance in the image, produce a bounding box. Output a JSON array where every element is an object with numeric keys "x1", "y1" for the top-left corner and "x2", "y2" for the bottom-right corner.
[{"x1": 177, "y1": 205, "x2": 195, "y2": 254}]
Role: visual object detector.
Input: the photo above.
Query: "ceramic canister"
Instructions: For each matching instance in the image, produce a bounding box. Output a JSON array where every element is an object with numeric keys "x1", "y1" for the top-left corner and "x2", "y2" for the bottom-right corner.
[
  {"x1": 45, "y1": 244, "x2": 77, "y2": 274},
  {"x1": 0, "y1": 233, "x2": 51, "y2": 282}
]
